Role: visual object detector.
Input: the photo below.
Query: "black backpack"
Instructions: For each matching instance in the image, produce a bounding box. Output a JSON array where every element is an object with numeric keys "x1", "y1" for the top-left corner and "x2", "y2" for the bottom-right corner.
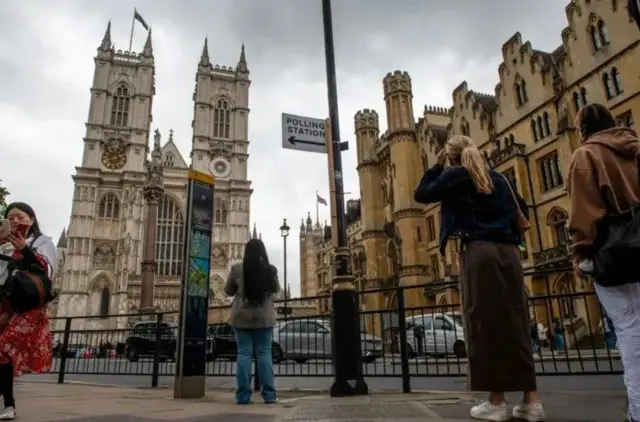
[
  {"x1": 592, "y1": 154, "x2": 640, "y2": 287},
  {"x1": 0, "y1": 236, "x2": 57, "y2": 313}
]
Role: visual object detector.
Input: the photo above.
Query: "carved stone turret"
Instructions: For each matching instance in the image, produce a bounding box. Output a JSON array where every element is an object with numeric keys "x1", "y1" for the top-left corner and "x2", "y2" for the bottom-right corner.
[{"x1": 140, "y1": 129, "x2": 165, "y2": 312}]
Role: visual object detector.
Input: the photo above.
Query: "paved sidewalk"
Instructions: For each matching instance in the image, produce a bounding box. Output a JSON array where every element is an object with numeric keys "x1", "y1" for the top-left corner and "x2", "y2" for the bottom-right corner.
[{"x1": 14, "y1": 381, "x2": 627, "y2": 421}]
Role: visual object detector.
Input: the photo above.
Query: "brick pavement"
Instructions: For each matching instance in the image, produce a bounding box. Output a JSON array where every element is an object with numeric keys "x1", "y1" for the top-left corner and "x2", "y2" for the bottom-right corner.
[{"x1": 13, "y1": 381, "x2": 628, "y2": 421}]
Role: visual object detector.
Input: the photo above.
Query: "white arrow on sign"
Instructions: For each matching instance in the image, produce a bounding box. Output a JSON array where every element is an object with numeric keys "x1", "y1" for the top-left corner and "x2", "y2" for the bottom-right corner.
[{"x1": 281, "y1": 113, "x2": 327, "y2": 154}]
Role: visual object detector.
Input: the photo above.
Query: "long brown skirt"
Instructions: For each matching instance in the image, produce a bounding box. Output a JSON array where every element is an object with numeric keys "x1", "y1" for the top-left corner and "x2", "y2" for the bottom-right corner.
[{"x1": 459, "y1": 240, "x2": 536, "y2": 392}]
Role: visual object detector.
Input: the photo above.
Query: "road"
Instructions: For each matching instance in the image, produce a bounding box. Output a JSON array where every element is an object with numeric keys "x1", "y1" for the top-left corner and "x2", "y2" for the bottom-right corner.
[{"x1": 26, "y1": 356, "x2": 625, "y2": 393}]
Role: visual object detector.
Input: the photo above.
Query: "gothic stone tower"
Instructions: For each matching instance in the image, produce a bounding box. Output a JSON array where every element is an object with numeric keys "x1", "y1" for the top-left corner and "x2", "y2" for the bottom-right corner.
[
  {"x1": 56, "y1": 23, "x2": 155, "y2": 330},
  {"x1": 190, "y1": 39, "x2": 253, "y2": 285},
  {"x1": 383, "y1": 71, "x2": 428, "y2": 307},
  {"x1": 299, "y1": 213, "x2": 323, "y2": 298},
  {"x1": 354, "y1": 109, "x2": 386, "y2": 312}
]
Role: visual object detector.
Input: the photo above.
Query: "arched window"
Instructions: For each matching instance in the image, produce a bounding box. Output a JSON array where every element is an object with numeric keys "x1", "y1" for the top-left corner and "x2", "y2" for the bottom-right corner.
[
  {"x1": 213, "y1": 99, "x2": 231, "y2": 138},
  {"x1": 99, "y1": 287, "x2": 110, "y2": 316},
  {"x1": 98, "y1": 193, "x2": 120, "y2": 219},
  {"x1": 547, "y1": 208, "x2": 568, "y2": 246},
  {"x1": 214, "y1": 198, "x2": 228, "y2": 223},
  {"x1": 590, "y1": 25, "x2": 602, "y2": 51},
  {"x1": 573, "y1": 92, "x2": 581, "y2": 111},
  {"x1": 543, "y1": 112, "x2": 552, "y2": 136},
  {"x1": 156, "y1": 195, "x2": 185, "y2": 277},
  {"x1": 598, "y1": 20, "x2": 609, "y2": 45},
  {"x1": 421, "y1": 153, "x2": 428, "y2": 171},
  {"x1": 555, "y1": 275, "x2": 577, "y2": 319},
  {"x1": 536, "y1": 116, "x2": 544, "y2": 140},
  {"x1": 520, "y1": 80, "x2": 528, "y2": 103},
  {"x1": 509, "y1": 134, "x2": 514, "y2": 144},
  {"x1": 611, "y1": 68, "x2": 623, "y2": 94},
  {"x1": 531, "y1": 120, "x2": 539, "y2": 142},
  {"x1": 515, "y1": 81, "x2": 524, "y2": 106},
  {"x1": 580, "y1": 87, "x2": 588, "y2": 105},
  {"x1": 110, "y1": 85, "x2": 130, "y2": 127},
  {"x1": 603, "y1": 73, "x2": 615, "y2": 99},
  {"x1": 163, "y1": 153, "x2": 174, "y2": 167}
]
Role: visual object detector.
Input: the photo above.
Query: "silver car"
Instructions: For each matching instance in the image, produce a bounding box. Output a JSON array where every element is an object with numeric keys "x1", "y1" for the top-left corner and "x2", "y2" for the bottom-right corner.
[{"x1": 272, "y1": 319, "x2": 384, "y2": 363}]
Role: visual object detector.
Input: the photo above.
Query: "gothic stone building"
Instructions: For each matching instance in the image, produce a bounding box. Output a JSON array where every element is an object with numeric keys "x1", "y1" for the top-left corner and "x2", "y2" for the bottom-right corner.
[
  {"x1": 299, "y1": 0, "x2": 640, "y2": 339},
  {"x1": 53, "y1": 23, "x2": 253, "y2": 330}
]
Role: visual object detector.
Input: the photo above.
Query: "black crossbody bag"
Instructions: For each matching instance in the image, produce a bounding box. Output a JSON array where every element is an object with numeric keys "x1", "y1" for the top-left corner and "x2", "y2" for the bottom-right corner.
[
  {"x1": 592, "y1": 153, "x2": 640, "y2": 287},
  {"x1": 0, "y1": 235, "x2": 56, "y2": 312}
]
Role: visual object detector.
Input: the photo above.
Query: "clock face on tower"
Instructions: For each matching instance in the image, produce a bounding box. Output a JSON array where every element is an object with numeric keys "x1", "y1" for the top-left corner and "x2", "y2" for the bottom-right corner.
[
  {"x1": 101, "y1": 139, "x2": 128, "y2": 170},
  {"x1": 210, "y1": 157, "x2": 231, "y2": 179}
]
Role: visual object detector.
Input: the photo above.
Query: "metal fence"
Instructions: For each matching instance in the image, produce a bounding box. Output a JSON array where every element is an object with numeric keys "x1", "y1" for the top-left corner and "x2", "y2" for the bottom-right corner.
[{"x1": 47, "y1": 274, "x2": 622, "y2": 390}]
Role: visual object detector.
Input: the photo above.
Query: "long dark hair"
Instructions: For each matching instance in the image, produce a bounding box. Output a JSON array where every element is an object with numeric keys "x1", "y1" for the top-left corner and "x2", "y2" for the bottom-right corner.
[
  {"x1": 576, "y1": 103, "x2": 617, "y2": 142},
  {"x1": 4, "y1": 202, "x2": 42, "y2": 238},
  {"x1": 242, "y1": 238, "x2": 278, "y2": 305}
]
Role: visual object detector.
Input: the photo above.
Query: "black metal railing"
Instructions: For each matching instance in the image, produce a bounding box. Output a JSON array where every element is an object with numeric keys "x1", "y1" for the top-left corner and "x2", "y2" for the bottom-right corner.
[{"x1": 41, "y1": 269, "x2": 621, "y2": 391}]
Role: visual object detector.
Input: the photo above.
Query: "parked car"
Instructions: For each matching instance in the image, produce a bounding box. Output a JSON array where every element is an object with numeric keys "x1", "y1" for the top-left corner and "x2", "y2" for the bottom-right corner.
[
  {"x1": 272, "y1": 319, "x2": 384, "y2": 363},
  {"x1": 52, "y1": 342, "x2": 94, "y2": 359},
  {"x1": 404, "y1": 313, "x2": 466, "y2": 358},
  {"x1": 208, "y1": 323, "x2": 237, "y2": 361},
  {"x1": 125, "y1": 322, "x2": 216, "y2": 362},
  {"x1": 125, "y1": 321, "x2": 178, "y2": 362}
]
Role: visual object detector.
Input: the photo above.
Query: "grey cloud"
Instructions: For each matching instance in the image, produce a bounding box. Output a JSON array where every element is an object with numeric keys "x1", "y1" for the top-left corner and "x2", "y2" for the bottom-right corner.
[{"x1": 0, "y1": 0, "x2": 570, "y2": 296}]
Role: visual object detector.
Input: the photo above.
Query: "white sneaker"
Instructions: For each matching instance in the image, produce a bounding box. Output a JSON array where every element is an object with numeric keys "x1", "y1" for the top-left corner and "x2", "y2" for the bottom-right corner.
[
  {"x1": 0, "y1": 407, "x2": 16, "y2": 420},
  {"x1": 469, "y1": 400, "x2": 510, "y2": 421},
  {"x1": 512, "y1": 401, "x2": 545, "y2": 421}
]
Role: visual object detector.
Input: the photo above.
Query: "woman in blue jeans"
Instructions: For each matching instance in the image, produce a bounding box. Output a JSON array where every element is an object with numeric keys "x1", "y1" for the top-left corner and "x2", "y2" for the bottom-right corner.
[{"x1": 224, "y1": 238, "x2": 281, "y2": 405}]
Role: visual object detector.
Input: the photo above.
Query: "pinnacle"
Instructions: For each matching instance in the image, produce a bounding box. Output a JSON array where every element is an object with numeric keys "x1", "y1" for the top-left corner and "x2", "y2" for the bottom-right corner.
[{"x1": 99, "y1": 21, "x2": 112, "y2": 51}]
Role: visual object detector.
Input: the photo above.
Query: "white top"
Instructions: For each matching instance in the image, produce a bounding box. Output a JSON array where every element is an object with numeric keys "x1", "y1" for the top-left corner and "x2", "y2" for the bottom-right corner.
[{"x1": 0, "y1": 235, "x2": 57, "y2": 285}]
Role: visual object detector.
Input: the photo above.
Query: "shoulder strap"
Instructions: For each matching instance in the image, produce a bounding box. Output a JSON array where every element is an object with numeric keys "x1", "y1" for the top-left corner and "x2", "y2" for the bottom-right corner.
[{"x1": 499, "y1": 173, "x2": 524, "y2": 214}]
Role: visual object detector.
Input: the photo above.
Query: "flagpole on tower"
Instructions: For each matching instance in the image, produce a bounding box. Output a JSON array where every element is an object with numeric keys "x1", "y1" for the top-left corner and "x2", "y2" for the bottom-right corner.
[
  {"x1": 129, "y1": 8, "x2": 137, "y2": 52},
  {"x1": 316, "y1": 191, "x2": 320, "y2": 225}
]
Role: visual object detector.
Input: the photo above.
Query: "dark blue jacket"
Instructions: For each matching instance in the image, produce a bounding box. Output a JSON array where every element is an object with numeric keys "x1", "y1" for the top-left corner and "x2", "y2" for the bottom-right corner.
[{"x1": 414, "y1": 164, "x2": 528, "y2": 254}]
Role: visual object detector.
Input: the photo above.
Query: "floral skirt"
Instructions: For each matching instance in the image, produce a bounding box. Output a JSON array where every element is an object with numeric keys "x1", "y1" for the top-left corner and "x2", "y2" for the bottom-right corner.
[{"x1": 0, "y1": 302, "x2": 52, "y2": 377}]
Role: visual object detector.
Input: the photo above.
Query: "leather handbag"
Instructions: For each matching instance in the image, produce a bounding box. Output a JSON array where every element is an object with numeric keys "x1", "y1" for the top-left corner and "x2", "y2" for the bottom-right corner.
[
  {"x1": 0, "y1": 236, "x2": 56, "y2": 313},
  {"x1": 500, "y1": 174, "x2": 531, "y2": 233}
]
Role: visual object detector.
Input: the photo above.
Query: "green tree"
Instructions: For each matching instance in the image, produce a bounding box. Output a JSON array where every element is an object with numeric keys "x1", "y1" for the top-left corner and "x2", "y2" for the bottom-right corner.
[{"x1": 0, "y1": 180, "x2": 9, "y2": 217}]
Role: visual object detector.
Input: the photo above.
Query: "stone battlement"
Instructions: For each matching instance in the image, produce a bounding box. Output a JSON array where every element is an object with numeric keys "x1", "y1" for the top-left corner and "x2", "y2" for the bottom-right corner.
[
  {"x1": 424, "y1": 105, "x2": 449, "y2": 116},
  {"x1": 354, "y1": 108, "x2": 379, "y2": 131},
  {"x1": 383, "y1": 70, "x2": 412, "y2": 97}
]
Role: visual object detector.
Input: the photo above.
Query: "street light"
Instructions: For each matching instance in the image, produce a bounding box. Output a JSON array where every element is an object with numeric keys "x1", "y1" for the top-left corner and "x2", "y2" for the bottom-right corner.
[
  {"x1": 321, "y1": 0, "x2": 367, "y2": 397},
  {"x1": 279, "y1": 218, "x2": 290, "y2": 315}
]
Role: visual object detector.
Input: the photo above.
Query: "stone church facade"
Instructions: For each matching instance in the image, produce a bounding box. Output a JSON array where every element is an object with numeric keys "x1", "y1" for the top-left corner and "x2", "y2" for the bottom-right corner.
[{"x1": 53, "y1": 23, "x2": 253, "y2": 330}]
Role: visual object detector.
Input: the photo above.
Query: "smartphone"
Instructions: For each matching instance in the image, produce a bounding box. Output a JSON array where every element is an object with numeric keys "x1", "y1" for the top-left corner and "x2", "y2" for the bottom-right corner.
[
  {"x1": 0, "y1": 220, "x2": 9, "y2": 240},
  {"x1": 13, "y1": 223, "x2": 30, "y2": 238}
]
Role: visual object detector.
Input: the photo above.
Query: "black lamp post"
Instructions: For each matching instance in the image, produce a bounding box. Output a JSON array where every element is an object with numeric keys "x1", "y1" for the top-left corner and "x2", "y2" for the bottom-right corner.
[
  {"x1": 279, "y1": 219, "x2": 290, "y2": 314},
  {"x1": 321, "y1": 0, "x2": 368, "y2": 397}
]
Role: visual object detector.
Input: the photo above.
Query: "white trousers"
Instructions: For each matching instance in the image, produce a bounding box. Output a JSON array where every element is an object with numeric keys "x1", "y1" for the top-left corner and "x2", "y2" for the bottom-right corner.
[{"x1": 595, "y1": 282, "x2": 640, "y2": 421}]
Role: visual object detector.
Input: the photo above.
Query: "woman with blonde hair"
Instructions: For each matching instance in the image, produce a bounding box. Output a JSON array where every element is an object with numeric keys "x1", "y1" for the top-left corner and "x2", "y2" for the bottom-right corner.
[{"x1": 415, "y1": 135, "x2": 544, "y2": 421}]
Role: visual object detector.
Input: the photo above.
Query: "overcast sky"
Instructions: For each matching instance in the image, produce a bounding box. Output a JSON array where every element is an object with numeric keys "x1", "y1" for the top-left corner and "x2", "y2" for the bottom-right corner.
[{"x1": 0, "y1": 0, "x2": 568, "y2": 297}]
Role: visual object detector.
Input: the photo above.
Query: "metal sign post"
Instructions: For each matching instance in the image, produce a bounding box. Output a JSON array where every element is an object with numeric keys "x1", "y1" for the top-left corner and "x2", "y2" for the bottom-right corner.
[{"x1": 174, "y1": 169, "x2": 215, "y2": 399}]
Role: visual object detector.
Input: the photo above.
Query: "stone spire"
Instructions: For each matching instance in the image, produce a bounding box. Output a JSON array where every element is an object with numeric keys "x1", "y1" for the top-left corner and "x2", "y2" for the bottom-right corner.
[
  {"x1": 236, "y1": 44, "x2": 248, "y2": 73},
  {"x1": 168, "y1": 129, "x2": 174, "y2": 142},
  {"x1": 300, "y1": 219, "x2": 305, "y2": 232},
  {"x1": 142, "y1": 27, "x2": 153, "y2": 57},
  {"x1": 306, "y1": 212, "x2": 312, "y2": 231},
  {"x1": 99, "y1": 21, "x2": 112, "y2": 52},
  {"x1": 198, "y1": 37, "x2": 210, "y2": 71},
  {"x1": 56, "y1": 228, "x2": 67, "y2": 248},
  {"x1": 252, "y1": 223, "x2": 258, "y2": 239}
]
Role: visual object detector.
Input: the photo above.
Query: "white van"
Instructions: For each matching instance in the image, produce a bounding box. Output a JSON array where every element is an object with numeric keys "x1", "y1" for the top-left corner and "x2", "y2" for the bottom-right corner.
[{"x1": 404, "y1": 313, "x2": 466, "y2": 358}]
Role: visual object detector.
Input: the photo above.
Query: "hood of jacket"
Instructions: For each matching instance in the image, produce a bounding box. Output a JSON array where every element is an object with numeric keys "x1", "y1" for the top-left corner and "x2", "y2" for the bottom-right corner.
[{"x1": 584, "y1": 127, "x2": 640, "y2": 159}]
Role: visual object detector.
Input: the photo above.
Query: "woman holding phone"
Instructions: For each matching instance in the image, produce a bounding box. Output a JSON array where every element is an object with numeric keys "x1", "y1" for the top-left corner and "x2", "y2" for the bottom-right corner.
[
  {"x1": 0, "y1": 202, "x2": 56, "y2": 420},
  {"x1": 414, "y1": 136, "x2": 543, "y2": 421}
]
